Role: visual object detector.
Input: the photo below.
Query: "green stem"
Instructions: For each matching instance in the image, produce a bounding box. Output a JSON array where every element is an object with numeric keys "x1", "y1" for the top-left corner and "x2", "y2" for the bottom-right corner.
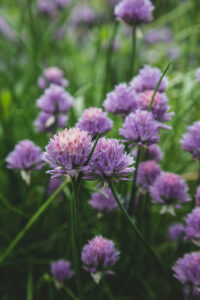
[
  {"x1": 71, "y1": 178, "x2": 85, "y2": 300},
  {"x1": 0, "y1": 178, "x2": 68, "y2": 264},
  {"x1": 86, "y1": 133, "x2": 101, "y2": 165},
  {"x1": 148, "y1": 61, "x2": 173, "y2": 111},
  {"x1": 63, "y1": 286, "x2": 79, "y2": 300},
  {"x1": 129, "y1": 145, "x2": 141, "y2": 214},
  {"x1": 102, "y1": 22, "x2": 119, "y2": 99},
  {"x1": 129, "y1": 25, "x2": 137, "y2": 79},
  {"x1": 109, "y1": 181, "x2": 171, "y2": 284}
]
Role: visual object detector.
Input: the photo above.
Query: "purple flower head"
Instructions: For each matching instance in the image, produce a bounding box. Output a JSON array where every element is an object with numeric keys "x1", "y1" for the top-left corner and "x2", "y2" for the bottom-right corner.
[
  {"x1": 137, "y1": 160, "x2": 161, "y2": 189},
  {"x1": 181, "y1": 121, "x2": 200, "y2": 161},
  {"x1": 51, "y1": 259, "x2": 74, "y2": 285},
  {"x1": 48, "y1": 177, "x2": 63, "y2": 195},
  {"x1": 196, "y1": 68, "x2": 200, "y2": 83},
  {"x1": 37, "y1": 0, "x2": 56, "y2": 16},
  {"x1": 114, "y1": 0, "x2": 154, "y2": 26},
  {"x1": 168, "y1": 223, "x2": 184, "y2": 241},
  {"x1": 76, "y1": 107, "x2": 113, "y2": 137},
  {"x1": 6, "y1": 140, "x2": 43, "y2": 184},
  {"x1": 34, "y1": 111, "x2": 68, "y2": 133},
  {"x1": 131, "y1": 65, "x2": 168, "y2": 93},
  {"x1": 144, "y1": 27, "x2": 172, "y2": 44},
  {"x1": 81, "y1": 236, "x2": 120, "y2": 275},
  {"x1": 103, "y1": 83, "x2": 138, "y2": 117},
  {"x1": 89, "y1": 188, "x2": 119, "y2": 213},
  {"x1": 132, "y1": 144, "x2": 163, "y2": 162},
  {"x1": 119, "y1": 110, "x2": 160, "y2": 146},
  {"x1": 43, "y1": 128, "x2": 93, "y2": 178},
  {"x1": 38, "y1": 67, "x2": 68, "y2": 89},
  {"x1": 36, "y1": 84, "x2": 73, "y2": 114},
  {"x1": 56, "y1": 0, "x2": 71, "y2": 9},
  {"x1": 70, "y1": 5, "x2": 95, "y2": 27},
  {"x1": 150, "y1": 172, "x2": 191, "y2": 215},
  {"x1": 184, "y1": 208, "x2": 200, "y2": 245},
  {"x1": 82, "y1": 137, "x2": 134, "y2": 183},
  {"x1": 137, "y1": 90, "x2": 174, "y2": 126},
  {"x1": 172, "y1": 252, "x2": 200, "y2": 297},
  {"x1": 196, "y1": 186, "x2": 200, "y2": 206}
]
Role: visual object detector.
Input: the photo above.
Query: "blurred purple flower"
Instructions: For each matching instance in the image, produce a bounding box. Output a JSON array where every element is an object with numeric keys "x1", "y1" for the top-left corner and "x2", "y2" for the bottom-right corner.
[
  {"x1": 103, "y1": 83, "x2": 138, "y2": 117},
  {"x1": 38, "y1": 67, "x2": 68, "y2": 89},
  {"x1": 195, "y1": 186, "x2": 200, "y2": 206},
  {"x1": 34, "y1": 111, "x2": 68, "y2": 133},
  {"x1": 119, "y1": 110, "x2": 160, "y2": 146},
  {"x1": 137, "y1": 160, "x2": 161, "y2": 189},
  {"x1": 70, "y1": 5, "x2": 95, "y2": 27},
  {"x1": 89, "y1": 188, "x2": 120, "y2": 213},
  {"x1": 144, "y1": 27, "x2": 172, "y2": 44},
  {"x1": 132, "y1": 144, "x2": 163, "y2": 162},
  {"x1": 82, "y1": 137, "x2": 134, "y2": 183},
  {"x1": 43, "y1": 128, "x2": 92, "y2": 178},
  {"x1": 184, "y1": 208, "x2": 200, "y2": 244},
  {"x1": 114, "y1": 0, "x2": 154, "y2": 26},
  {"x1": 173, "y1": 252, "x2": 200, "y2": 297},
  {"x1": 48, "y1": 177, "x2": 63, "y2": 195},
  {"x1": 150, "y1": 172, "x2": 190, "y2": 215},
  {"x1": 81, "y1": 236, "x2": 120, "y2": 280},
  {"x1": 168, "y1": 223, "x2": 184, "y2": 241},
  {"x1": 131, "y1": 65, "x2": 168, "y2": 93},
  {"x1": 181, "y1": 121, "x2": 200, "y2": 160},
  {"x1": 76, "y1": 107, "x2": 113, "y2": 137},
  {"x1": 51, "y1": 259, "x2": 74, "y2": 287}
]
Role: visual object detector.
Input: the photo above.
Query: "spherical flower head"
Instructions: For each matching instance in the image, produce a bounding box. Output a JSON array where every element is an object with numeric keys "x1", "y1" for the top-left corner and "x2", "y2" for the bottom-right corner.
[
  {"x1": 138, "y1": 90, "x2": 174, "y2": 125},
  {"x1": 168, "y1": 223, "x2": 184, "y2": 241},
  {"x1": 76, "y1": 107, "x2": 113, "y2": 137},
  {"x1": 36, "y1": 84, "x2": 73, "y2": 114},
  {"x1": 82, "y1": 137, "x2": 134, "y2": 183},
  {"x1": 184, "y1": 208, "x2": 200, "y2": 245},
  {"x1": 51, "y1": 259, "x2": 74, "y2": 285},
  {"x1": 81, "y1": 236, "x2": 120, "y2": 275},
  {"x1": 150, "y1": 172, "x2": 191, "y2": 215},
  {"x1": 89, "y1": 188, "x2": 119, "y2": 213},
  {"x1": 181, "y1": 121, "x2": 200, "y2": 160},
  {"x1": 119, "y1": 110, "x2": 160, "y2": 146},
  {"x1": 43, "y1": 128, "x2": 93, "y2": 177},
  {"x1": 196, "y1": 68, "x2": 200, "y2": 83},
  {"x1": 38, "y1": 67, "x2": 68, "y2": 89},
  {"x1": 114, "y1": 0, "x2": 154, "y2": 26},
  {"x1": 103, "y1": 83, "x2": 138, "y2": 117},
  {"x1": 131, "y1": 65, "x2": 168, "y2": 93},
  {"x1": 172, "y1": 252, "x2": 200, "y2": 297},
  {"x1": 137, "y1": 160, "x2": 161, "y2": 189},
  {"x1": 34, "y1": 111, "x2": 68, "y2": 133},
  {"x1": 196, "y1": 186, "x2": 200, "y2": 206}
]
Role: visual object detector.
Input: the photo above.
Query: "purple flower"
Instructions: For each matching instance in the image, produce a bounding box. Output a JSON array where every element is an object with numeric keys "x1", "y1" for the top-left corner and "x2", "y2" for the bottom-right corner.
[
  {"x1": 168, "y1": 223, "x2": 184, "y2": 241},
  {"x1": 131, "y1": 65, "x2": 168, "y2": 93},
  {"x1": 181, "y1": 121, "x2": 200, "y2": 160},
  {"x1": 48, "y1": 177, "x2": 63, "y2": 195},
  {"x1": 34, "y1": 111, "x2": 68, "y2": 133},
  {"x1": 137, "y1": 160, "x2": 161, "y2": 189},
  {"x1": 114, "y1": 0, "x2": 154, "y2": 26},
  {"x1": 6, "y1": 140, "x2": 43, "y2": 184},
  {"x1": 137, "y1": 90, "x2": 174, "y2": 126},
  {"x1": 119, "y1": 110, "x2": 160, "y2": 146},
  {"x1": 184, "y1": 208, "x2": 200, "y2": 245},
  {"x1": 132, "y1": 144, "x2": 163, "y2": 162},
  {"x1": 38, "y1": 67, "x2": 68, "y2": 89},
  {"x1": 76, "y1": 107, "x2": 113, "y2": 137},
  {"x1": 51, "y1": 259, "x2": 74, "y2": 286},
  {"x1": 89, "y1": 188, "x2": 119, "y2": 213},
  {"x1": 56, "y1": 0, "x2": 71, "y2": 9},
  {"x1": 144, "y1": 27, "x2": 172, "y2": 44},
  {"x1": 172, "y1": 252, "x2": 200, "y2": 297},
  {"x1": 70, "y1": 5, "x2": 95, "y2": 27},
  {"x1": 81, "y1": 236, "x2": 120, "y2": 278},
  {"x1": 103, "y1": 83, "x2": 138, "y2": 117},
  {"x1": 82, "y1": 137, "x2": 134, "y2": 183},
  {"x1": 37, "y1": 0, "x2": 56, "y2": 16},
  {"x1": 43, "y1": 128, "x2": 93, "y2": 178},
  {"x1": 195, "y1": 186, "x2": 200, "y2": 206},
  {"x1": 150, "y1": 172, "x2": 191, "y2": 215},
  {"x1": 196, "y1": 68, "x2": 200, "y2": 83}
]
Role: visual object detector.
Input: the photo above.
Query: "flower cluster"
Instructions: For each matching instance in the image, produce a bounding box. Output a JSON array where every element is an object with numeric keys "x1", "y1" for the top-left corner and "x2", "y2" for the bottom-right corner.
[
  {"x1": 150, "y1": 172, "x2": 190, "y2": 215},
  {"x1": 184, "y1": 208, "x2": 200, "y2": 245},
  {"x1": 114, "y1": 0, "x2": 154, "y2": 26},
  {"x1": 89, "y1": 188, "x2": 120, "y2": 214},
  {"x1": 38, "y1": 67, "x2": 68, "y2": 89},
  {"x1": 51, "y1": 259, "x2": 74, "y2": 288},
  {"x1": 137, "y1": 160, "x2": 161, "y2": 189},
  {"x1": 76, "y1": 107, "x2": 113, "y2": 137},
  {"x1": 181, "y1": 121, "x2": 200, "y2": 160},
  {"x1": 34, "y1": 84, "x2": 73, "y2": 133},
  {"x1": 43, "y1": 128, "x2": 92, "y2": 177}
]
